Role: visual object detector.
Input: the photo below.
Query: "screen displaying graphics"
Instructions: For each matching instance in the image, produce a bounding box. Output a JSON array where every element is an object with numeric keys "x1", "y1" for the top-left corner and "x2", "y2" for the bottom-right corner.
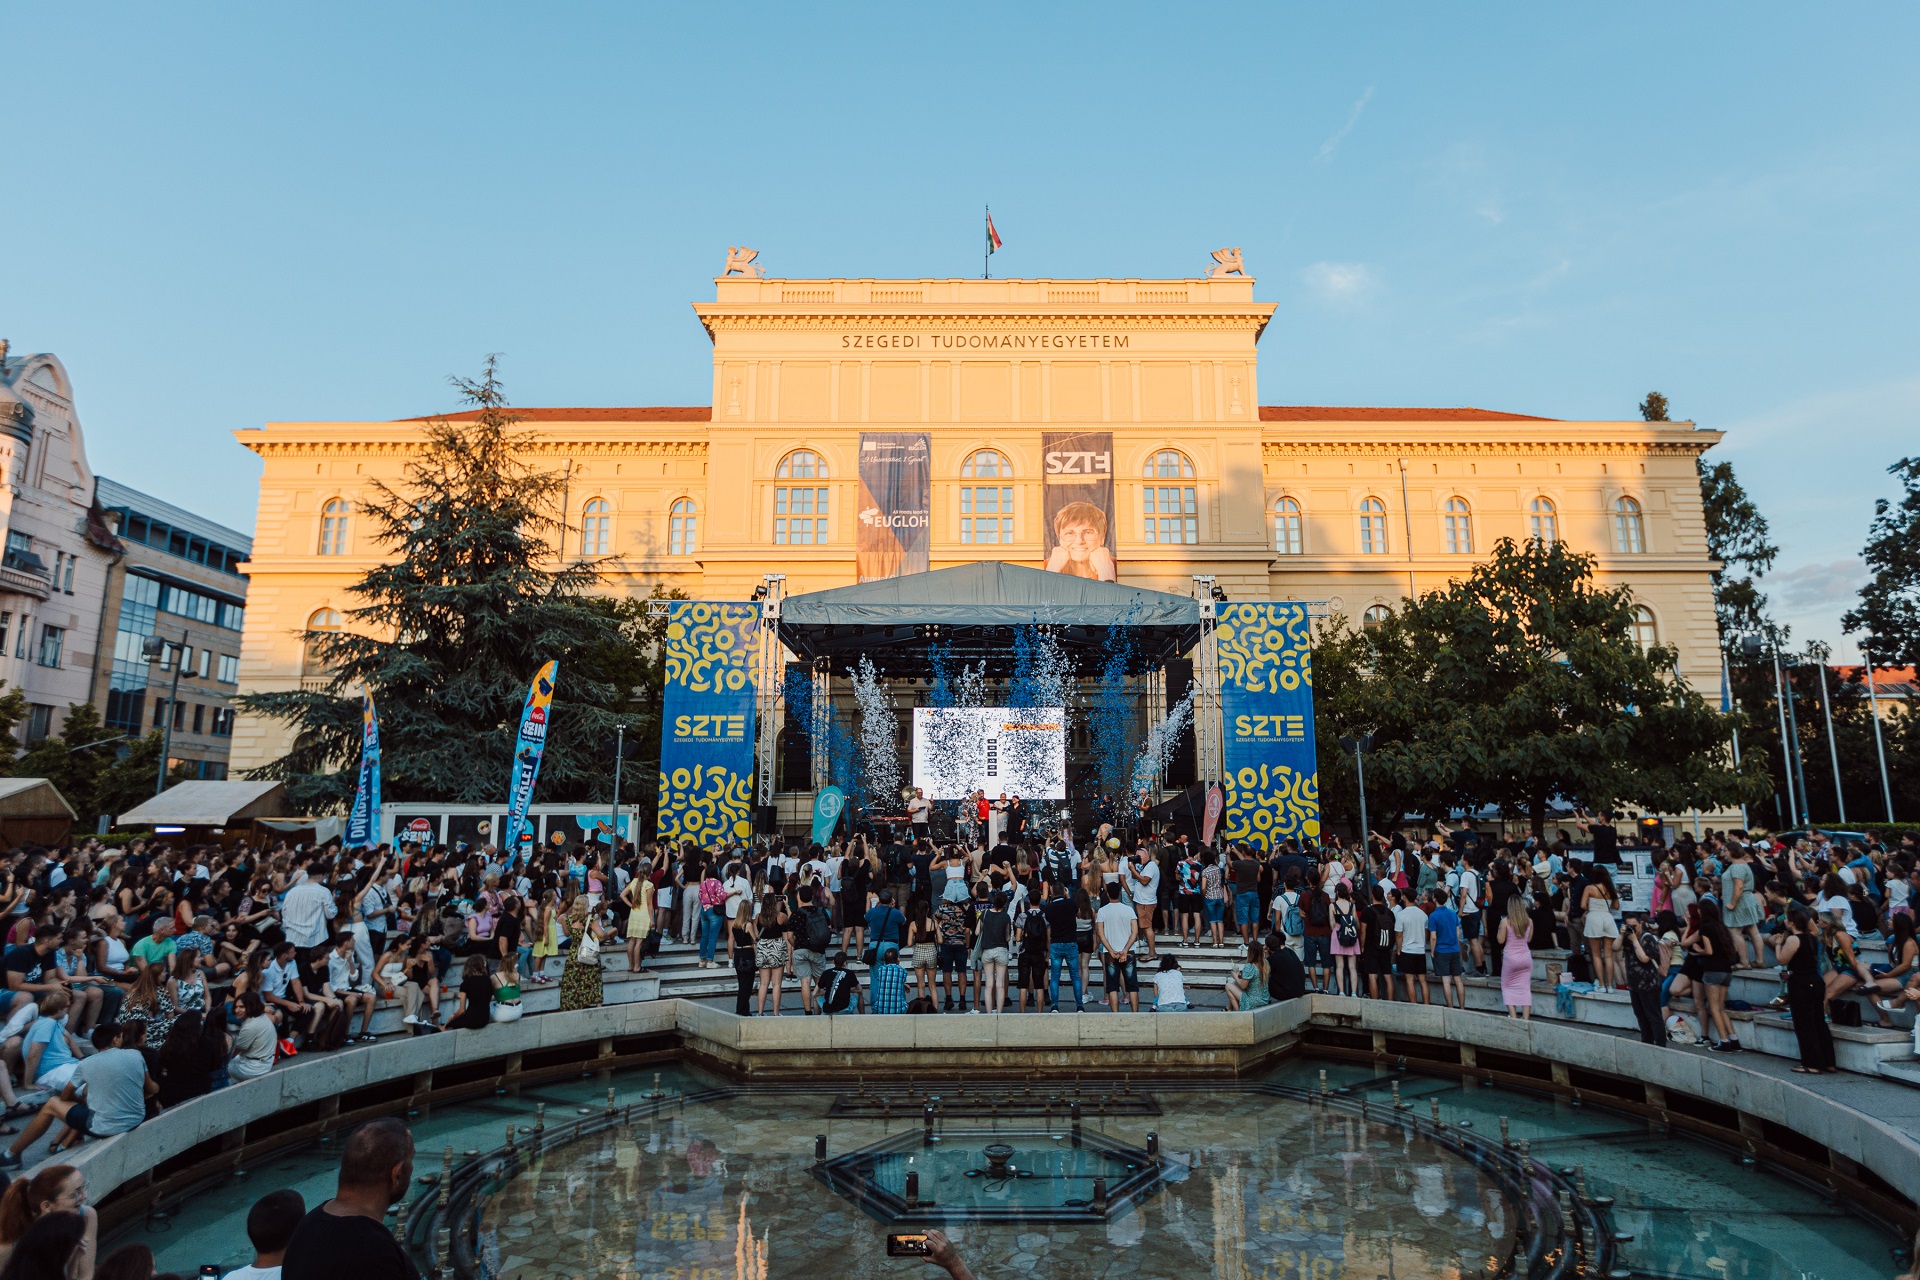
[{"x1": 911, "y1": 706, "x2": 1066, "y2": 800}]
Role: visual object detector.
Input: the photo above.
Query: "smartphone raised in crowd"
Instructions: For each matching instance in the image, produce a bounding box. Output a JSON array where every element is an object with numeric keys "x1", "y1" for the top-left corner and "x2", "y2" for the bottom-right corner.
[{"x1": 886, "y1": 1233, "x2": 931, "y2": 1257}]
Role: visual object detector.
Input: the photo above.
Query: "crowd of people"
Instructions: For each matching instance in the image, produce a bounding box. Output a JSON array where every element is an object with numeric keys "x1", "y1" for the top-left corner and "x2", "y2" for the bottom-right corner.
[{"x1": 0, "y1": 811, "x2": 1902, "y2": 1274}]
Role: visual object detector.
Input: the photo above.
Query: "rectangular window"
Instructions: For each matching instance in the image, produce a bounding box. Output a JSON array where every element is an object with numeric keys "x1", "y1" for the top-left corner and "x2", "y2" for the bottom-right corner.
[
  {"x1": 197, "y1": 649, "x2": 210, "y2": 678},
  {"x1": 192, "y1": 704, "x2": 204, "y2": 734},
  {"x1": 1142, "y1": 486, "x2": 1198, "y2": 544},
  {"x1": 774, "y1": 487, "x2": 829, "y2": 545},
  {"x1": 173, "y1": 701, "x2": 186, "y2": 731},
  {"x1": 5, "y1": 531, "x2": 30, "y2": 560},
  {"x1": 36, "y1": 626, "x2": 62, "y2": 669},
  {"x1": 13, "y1": 616, "x2": 25, "y2": 659},
  {"x1": 0, "y1": 612, "x2": 9, "y2": 655},
  {"x1": 1360, "y1": 512, "x2": 1388, "y2": 555},
  {"x1": 960, "y1": 486, "x2": 1014, "y2": 544},
  {"x1": 25, "y1": 704, "x2": 52, "y2": 744},
  {"x1": 62, "y1": 554, "x2": 74, "y2": 593},
  {"x1": 153, "y1": 698, "x2": 168, "y2": 729},
  {"x1": 218, "y1": 654, "x2": 240, "y2": 684}
]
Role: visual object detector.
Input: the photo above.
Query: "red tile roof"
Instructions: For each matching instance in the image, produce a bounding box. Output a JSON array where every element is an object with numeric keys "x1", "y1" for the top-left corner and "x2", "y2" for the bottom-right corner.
[
  {"x1": 403, "y1": 407, "x2": 713, "y2": 423},
  {"x1": 1834, "y1": 665, "x2": 1919, "y2": 696},
  {"x1": 1260, "y1": 406, "x2": 1556, "y2": 422}
]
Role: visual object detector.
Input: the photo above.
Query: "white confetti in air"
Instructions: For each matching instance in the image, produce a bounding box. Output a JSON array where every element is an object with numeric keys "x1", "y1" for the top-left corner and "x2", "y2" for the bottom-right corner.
[
  {"x1": 852, "y1": 656, "x2": 901, "y2": 803},
  {"x1": 1130, "y1": 687, "x2": 1196, "y2": 798}
]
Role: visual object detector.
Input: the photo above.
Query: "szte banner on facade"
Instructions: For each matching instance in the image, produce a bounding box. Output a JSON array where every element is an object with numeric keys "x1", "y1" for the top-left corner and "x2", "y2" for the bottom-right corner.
[
  {"x1": 1217, "y1": 603, "x2": 1320, "y2": 848},
  {"x1": 657, "y1": 603, "x2": 759, "y2": 846}
]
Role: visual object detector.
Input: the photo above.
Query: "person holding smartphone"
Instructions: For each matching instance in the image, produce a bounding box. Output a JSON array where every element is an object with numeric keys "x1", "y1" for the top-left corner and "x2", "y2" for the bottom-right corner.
[{"x1": 892, "y1": 1228, "x2": 973, "y2": 1280}]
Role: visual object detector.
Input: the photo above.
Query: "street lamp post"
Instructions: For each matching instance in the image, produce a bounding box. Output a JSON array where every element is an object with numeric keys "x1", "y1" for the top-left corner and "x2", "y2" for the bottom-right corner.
[
  {"x1": 142, "y1": 632, "x2": 188, "y2": 798},
  {"x1": 1864, "y1": 651, "x2": 1897, "y2": 822},
  {"x1": 1780, "y1": 652, "x2": 1812, "y2": 826},
  {"x1": 611, "y1": 723, "x2": 627, "y2": 854},
  {"x1": 1339, "y1": 731, "x2": 1374, "y2": 849}
]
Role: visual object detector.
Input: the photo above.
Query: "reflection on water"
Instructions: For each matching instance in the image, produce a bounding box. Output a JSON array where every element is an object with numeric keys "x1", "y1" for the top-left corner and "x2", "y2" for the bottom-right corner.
[{"x1": 475, "y1": 1090, "x2": 1513, "y2": 1280}]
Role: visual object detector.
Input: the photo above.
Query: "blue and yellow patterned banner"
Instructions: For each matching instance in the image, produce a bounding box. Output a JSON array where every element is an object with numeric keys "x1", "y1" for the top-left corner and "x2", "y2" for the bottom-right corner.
[
  {"x1": 657, "y1": 602, "x2": 759, "y2": 847},
  {"x1": 1216, "y1": 602, "x2": 1320, "y2": 848}
]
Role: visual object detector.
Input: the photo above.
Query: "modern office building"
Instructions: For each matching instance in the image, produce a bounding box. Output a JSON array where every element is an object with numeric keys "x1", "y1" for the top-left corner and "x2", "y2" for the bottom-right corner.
[
  {"x1": 93, "y1": 478, "x2": 251, "y2": 780},
  {"x1": 229, "y1": 263, "x2": 1730, "y2": 818},
  {"x1": 0, "y1": 342, "x2": 122, "y2": 743}
]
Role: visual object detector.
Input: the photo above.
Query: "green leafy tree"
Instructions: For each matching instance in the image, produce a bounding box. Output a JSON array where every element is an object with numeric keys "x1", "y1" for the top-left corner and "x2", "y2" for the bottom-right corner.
[
  {"x1": 1323, "y1": 538, "x2": 1767, "y2": 835},
  {"x1": 6, "y1": 705, "x2": 191, "y2": 829},
  {"x1": 1639, "y1": 391, "x2": 1671, "y2": 422},
  {"x1": 236, "y1": 359, "x2": 651, "y2": 813},
  {"x1": 1698, "y1": 456, "x2": 1781, "y2": 650},
  {"x1": 1843, "y1": 456, "x2": 1920, "y2": 668}
]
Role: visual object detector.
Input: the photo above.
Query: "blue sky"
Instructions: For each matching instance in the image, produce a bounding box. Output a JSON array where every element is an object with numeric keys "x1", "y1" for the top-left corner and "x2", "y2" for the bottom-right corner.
[{"x1": 5, "y1": 3, "x2": 1916, "y2": 658}]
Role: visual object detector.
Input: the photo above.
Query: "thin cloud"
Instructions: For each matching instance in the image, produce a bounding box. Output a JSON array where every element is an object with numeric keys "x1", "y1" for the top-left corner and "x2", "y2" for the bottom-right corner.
[
  {"x1": 1301, "y1": 261, "x2": 1379, "y2": 303},
  {"x1": 1764, "y1": 559, "x2": 1868, "y2": 611},
  {"x1": 1316, "y1": 85, "x2": 1375, "y2": 162}
]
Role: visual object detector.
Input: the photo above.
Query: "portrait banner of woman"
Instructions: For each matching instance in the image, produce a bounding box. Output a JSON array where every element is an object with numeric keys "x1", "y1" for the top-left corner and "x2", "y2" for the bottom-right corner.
[{"x1": 1040, "y1": 429, "x2": 1118, "y2": 582}]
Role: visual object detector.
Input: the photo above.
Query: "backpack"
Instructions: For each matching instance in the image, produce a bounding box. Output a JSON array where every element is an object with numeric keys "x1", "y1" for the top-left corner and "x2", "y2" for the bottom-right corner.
[
  {"x1": 1047, "y1": 848, "x2": 1073, "y2": 885},
  {"x1": 1021, "y1": 908, "x2": 1049, "y2": 946},
  {"x1": 767, "y1": 859, "x2": 788, "y2": 890},
  {"x1": 1305, "y1": 889, "x2": 1330, "y2": 929},
  {"x1": 1335, "y1": 904, "x2": 1359, "y2": 948},
  {"x1": 1281, "y1": 891, "x2": 1304, "y2": 936},
  {"x1": 801, "y1": 906, "x2": 833, "y2": 954}
]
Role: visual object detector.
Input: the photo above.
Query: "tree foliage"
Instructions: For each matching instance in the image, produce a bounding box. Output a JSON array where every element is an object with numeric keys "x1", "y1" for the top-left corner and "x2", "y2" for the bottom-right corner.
[
  {"x1": 1842, "y1": 456, "x2": 1920, "y2": 668},
  {"x1": 1312, "y1": 538, "x2": 1767, "y2": 834},
  {"x1": 3, "y1": 702, "x2": 193, "y2": 830},
  {"x1": 1698, "y1": 455, "x2": 1781, "y2": 650},
  {"x1": 236, "y1": 359, "x2": 668, "y2": 813},
  {"x1": 1639, "y1": 391, "x2": 1671, "y2": 422}
]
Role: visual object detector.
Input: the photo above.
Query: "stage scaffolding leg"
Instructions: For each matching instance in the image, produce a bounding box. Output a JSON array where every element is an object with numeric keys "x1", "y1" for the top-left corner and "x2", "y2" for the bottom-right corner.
[
  {"x1": 755, "y1": 576, "x2": 785, "y2": 815},
  {"x1": 811, "y1": 661, "x2": 832, "y2": 792},
  {"x1": 1191, "y1": 577, "x2": 1223, "y2": 784},
  {"x1": 1148, "y1": 665, "x2": 1168, "y2": 797}
]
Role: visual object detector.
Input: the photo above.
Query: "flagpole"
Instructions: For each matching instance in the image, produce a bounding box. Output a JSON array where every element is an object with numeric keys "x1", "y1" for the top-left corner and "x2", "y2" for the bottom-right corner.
[{"x1": 984, "y1": 205, "x2": 990, "y2": 280}]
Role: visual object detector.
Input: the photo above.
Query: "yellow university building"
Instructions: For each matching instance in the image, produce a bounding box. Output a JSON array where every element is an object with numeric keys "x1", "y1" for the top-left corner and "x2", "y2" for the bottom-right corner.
[{"x1": 230, "y1": 264, "x2": 1726, "y2": 786}]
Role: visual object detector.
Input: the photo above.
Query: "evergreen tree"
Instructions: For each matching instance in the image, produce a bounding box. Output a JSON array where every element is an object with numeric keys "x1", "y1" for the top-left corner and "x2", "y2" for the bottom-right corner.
[
  {"x1": 1639, "y1": 391, "x2": 1671, "y2": 422},
  {"x1": 236, "y1": 359, "x2": 654, "y2": 812},
  {"x1": 1842, "y1": 456, "x2": 1920, "y2": 668},
  {"x1": 1318, "y1": 538, "x2": 1767, "y2": 835},
  {"x1": 1698, "y1": 456, "x2": 1781, "y2": 649}
]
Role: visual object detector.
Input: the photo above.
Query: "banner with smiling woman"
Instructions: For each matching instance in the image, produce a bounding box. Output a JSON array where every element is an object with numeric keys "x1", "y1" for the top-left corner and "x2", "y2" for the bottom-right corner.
[
  {"x1": 502, "y1": 660, "x2": 559, "y2": 856},
  {"x1": 657, "y1": 602, "x2": 760, "y2": 847},
  {"x1": 1041, "y1": 430, "x2": 1118, "y2": 583}
]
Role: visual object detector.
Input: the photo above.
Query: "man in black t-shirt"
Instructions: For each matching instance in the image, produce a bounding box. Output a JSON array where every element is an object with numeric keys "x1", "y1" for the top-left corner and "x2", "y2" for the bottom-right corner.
[
  {"x1": 1041, "y1": 881, "x2": 1084, "y2": 1011},
  {"x1": 1579, "y1": 811, "x2": 1620, "y2": 866},
  {"x1": 285, "y1": 1117, "x2": 418, "y2": 1280}
]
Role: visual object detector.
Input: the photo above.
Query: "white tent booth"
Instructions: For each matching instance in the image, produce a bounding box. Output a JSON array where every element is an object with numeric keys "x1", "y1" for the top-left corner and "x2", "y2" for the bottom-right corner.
[{"x1": 378, "y1": 803, "x2": 640, "y2": 854}]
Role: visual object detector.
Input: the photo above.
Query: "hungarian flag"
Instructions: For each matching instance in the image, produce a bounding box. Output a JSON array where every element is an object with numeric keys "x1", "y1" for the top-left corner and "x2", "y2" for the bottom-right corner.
[{"x1": 986, "y1": 210, "x2": 1003, "y2": 254}]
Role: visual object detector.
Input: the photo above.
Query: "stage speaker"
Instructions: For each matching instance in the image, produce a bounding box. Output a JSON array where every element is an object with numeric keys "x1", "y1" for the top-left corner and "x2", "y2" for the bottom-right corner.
[{"x1": 754, "y1": 805, "x2": 780, "y2": 835}]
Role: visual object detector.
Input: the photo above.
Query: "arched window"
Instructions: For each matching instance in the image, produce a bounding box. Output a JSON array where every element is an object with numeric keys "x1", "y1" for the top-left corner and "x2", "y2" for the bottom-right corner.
[
  {"x1": 960, "y1": 451, "x2": 1012, "y2": 544},
  {"x1": 669, "y1": 499, "x2": 698, "y2": 555},
  {"x1": 775, "y1": 450, "x2": 829, "y2": 545},
  {"x1": 961, "y1": 449, "x2": 1009, "y2": 477},
  {"x1": 1273, "y1": 496, "x2": 1303, "y2": 555},
  {"x1": 1358, "y1": 498, "x2": 1388, "y2": 555},
  {"x1": 1614, "y1": 497, "x2": 1646, "y2": 554},
  {"x1": 318, "y1": 500, "x2": 349, "y2": 556},
  {"x1": 1443, "y1": 497, "x2": 1474, "y2": 555},
  {"x1": 1362, "y1": 604, "x2": 1391, "y2": 630},
  {"x1": 1143, "y1": 450, "x2": 1197, "y2": 544},
  {"x1": 303, "y1": 608, "x2": 343, "y2": 676},
  {"x1": 1145, "y1": 450, "x2": 1195, "y2": 479},
  {"x1": 1631, "y1": 606, "x2": 1658, "y2": 650},
  {"x1": 1528, "y1": 496, "x2": 1558, "y2": 543},
  {"x1": 776, "y1": 450, "x2": 827, "y2": 479},
  {"x1": 581, "y1": 499, "x2": 611, "y2": 556}
]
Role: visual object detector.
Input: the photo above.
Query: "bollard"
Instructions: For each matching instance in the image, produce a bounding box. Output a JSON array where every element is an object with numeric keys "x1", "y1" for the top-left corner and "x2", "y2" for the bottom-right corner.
[
  {"x1": 923, "y1": 1103, "x2": 936, "y2": 1143},
  {"x1": 1123, "y1": 1073, "x2": 1131, "y2": 1093},
  {"x1": 435, "y1": 1224, "x2": 452, "y2": 1275},
  {"x1": 1391, "y1": 1081, "x2": 1404, "y2": 1109},
  {"x1": 1147, "y1": 1132, "x2": 1159, "y2": 1157},
  {"x1": 814, "y1": 1134, "x2": 827, "y2": 1163},
  {"x1": 1318, "y1": 1069, "x2": 1328, "y2": 1097},
  {"x1": 607, "y1": 1087, "x2": 617, "y2": 1116},
  {"x1": 1091, "y1": 1177, "x2": 1108, "y2": 1214},
  {"x1": 905, "y1": 1171, "x2": 920, "y2": 1208},
  {"x1": 1499, "y1": 1116, "x2": 1510, "y2": 1147},
  {"x1": 534, "y1": 1102, "x2": 546, "y2": 1133},
  {"x1": 1071, "y1": 1101, "x2": 1083, "y2": 1147},
  {"x1": 652, "y1": 1071, "x2": 662, "y2": 1098},
  {"x1": 505, "y1": 1121, "x2": 517, "y2": 1155},
  {"x1": 1430, "y1": 1098, "x2": 1441, "y2": 1125}
]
